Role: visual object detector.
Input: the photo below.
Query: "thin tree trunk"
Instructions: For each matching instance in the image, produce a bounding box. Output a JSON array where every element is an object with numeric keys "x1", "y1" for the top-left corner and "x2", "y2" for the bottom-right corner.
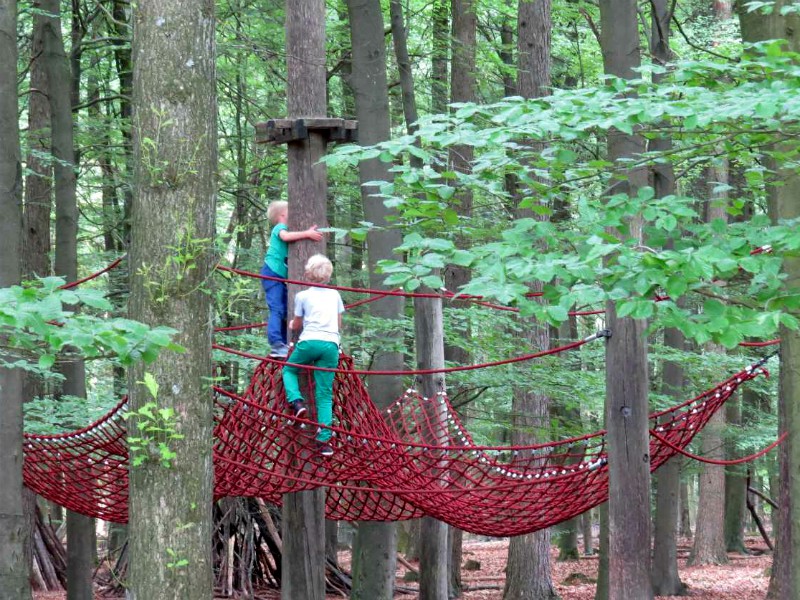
[
  {"x1": 652, "y1": 329, "x2": 686, "y2": 594},
  {"x1": 689, "y1": 172, "x2": 730, "y2": 567},
  {"x1": 431, "y1": 0, "x2": 449, "y2": 113},
  {"x1": 594, "y1": 503, "x2": 609, "y2": 600},
  {"x1": 41, "y1": 0, "x2": 95, "y2": 595},
  {"x1": 648, "y1": 2, "x2": 683, "y2": 591},
  {"x1": 724, "y1": 394, "x2": 747, "y2": 553},
  {"x1": 345, "y1": 2, "x2": 402, "y2": 597},
  {"x1": 581, "y1": 510, "x2": 593, "y2": 556},
  {"x1": 416, "y1": 290, "x2": 448, "y2": 600},
  {"x1": 446, "y1": 1, "x2": 476, "y2": 594},
  {"x1": 599, "y1": 0, "x2": 652, "y2": 594},
  {"x1": 127, "y1": 0, "x2": 217, "y2": 597},
  {"x1": 0, "y1": 1, "x2": 30, "y2": 595}
]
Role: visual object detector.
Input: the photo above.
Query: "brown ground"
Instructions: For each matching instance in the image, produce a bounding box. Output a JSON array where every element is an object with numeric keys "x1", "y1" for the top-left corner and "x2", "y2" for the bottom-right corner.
[{"x1": 34, "y1": 537, "x2": 771, "y2": 599}]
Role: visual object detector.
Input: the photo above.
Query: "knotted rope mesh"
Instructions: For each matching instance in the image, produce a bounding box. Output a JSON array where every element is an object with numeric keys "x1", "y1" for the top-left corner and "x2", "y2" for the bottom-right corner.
[{"x1": 23, "y1": 354, "x2": 768, "y2": 536}]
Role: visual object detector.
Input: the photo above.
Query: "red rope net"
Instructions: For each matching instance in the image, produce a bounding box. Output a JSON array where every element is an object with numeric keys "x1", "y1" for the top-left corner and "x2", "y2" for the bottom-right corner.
[{"x1": 23, "y1": 354, "x2": 770, "y2": 535}]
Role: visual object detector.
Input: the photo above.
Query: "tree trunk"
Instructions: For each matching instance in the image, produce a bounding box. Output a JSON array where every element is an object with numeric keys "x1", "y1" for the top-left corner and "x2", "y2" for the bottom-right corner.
[
  {"x1": 431, "y1": 0, "x2": 449, "y2": 113},
  {"x1": 325, "y1": 520, "x2": 339, "y2": 567},
  {"x1": 502, "y1": 4, "x2": 557, "y2": 599},
  {"x1": 594, "y1": 503, "x2": 609, "y2": 600},
  {"x1": 503, "y1": 326, "x2": 557, "y2": 600},
  {"x1": 41, "y1": 0, "x2": 95, "y2": 596},
  {"x1": 651, "y1": 329, "x2": 686, "y2": 595},
  {"x1": 581, "y1": 510, "x2": 593, "y2": 556},
  {"x1": 22, "y1": 7, "x2": 53, "y2": 587},
  {"x1": 415, "y1": 291, "x2": 448, "y2": 600},
  {"x1": 649, "y1": 0, "x2": 683, "y2": 591},
  {"x1": 679, "y1": 480, "x2": 692, "y2": 537},
  {"x1": 599, "y1": 0, "x2": 652, "y2": 595},
  {"x1": 724, "y1": 395, "x2": 747, "y2": 553},
  {"x1": 127, "y1": 0, "x2": 217, "y2": 597},
  {"x1": 556, "y1": 520, "x2": 580, "y2": 561},
  {"x1": 446, "y1": 2, "x2": 476, "y2": 594},
  {"x1": 689, "y1": 176, "x2": 730, "y2": 567},
  {"x1": 737, "y1": 9, "x2": 800, "y2": 598},
  {"x1": 345, "y1": 2, "x2": 403, "y2": 597},
  {"x1": 24, "y1": 7, "x2": 52, "y2": 278},
  {"x1": 281, "y1": 1, "x2": 329, "y2": 598},
  {"x1": 0, "y1": 1, "x2": 30, "y2": 596}
]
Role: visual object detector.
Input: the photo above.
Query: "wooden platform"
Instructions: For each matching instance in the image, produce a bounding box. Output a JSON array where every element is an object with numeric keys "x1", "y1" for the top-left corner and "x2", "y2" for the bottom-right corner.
[{"x1": 255, "y1": 118, "x2": 358, "y2": 144}]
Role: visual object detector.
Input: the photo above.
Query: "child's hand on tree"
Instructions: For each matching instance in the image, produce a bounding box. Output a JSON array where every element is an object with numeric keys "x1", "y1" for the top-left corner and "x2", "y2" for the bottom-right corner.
[
  {"x1": 305, "y1": 225, "x2": 323, "y2": 242},
  {"x1": 289, "y1": 317, "x2": 302, "y2": 330}
]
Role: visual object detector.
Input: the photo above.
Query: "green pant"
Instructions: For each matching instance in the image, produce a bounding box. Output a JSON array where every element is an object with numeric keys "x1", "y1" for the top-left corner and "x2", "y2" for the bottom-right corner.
[{"x1": 282, "y1": 339, "x2": 339, "y2": 442}]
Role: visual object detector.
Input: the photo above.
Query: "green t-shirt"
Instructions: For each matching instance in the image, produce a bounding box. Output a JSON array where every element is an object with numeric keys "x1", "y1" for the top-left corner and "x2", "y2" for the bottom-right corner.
[{"x1": 264, "y1": 223, "x2": 288, "y2": 278}]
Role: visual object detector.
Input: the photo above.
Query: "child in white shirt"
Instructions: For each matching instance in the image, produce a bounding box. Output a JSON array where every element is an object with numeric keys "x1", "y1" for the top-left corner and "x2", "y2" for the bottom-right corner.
[{"x1": 282, "y1": 254, "x2": 344, "y2": 457}]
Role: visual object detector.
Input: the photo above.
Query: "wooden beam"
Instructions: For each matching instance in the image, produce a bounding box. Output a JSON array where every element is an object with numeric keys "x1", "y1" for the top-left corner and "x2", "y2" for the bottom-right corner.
[{"x1": 255, "y1": 118, "x2": 358, "y2": 144}]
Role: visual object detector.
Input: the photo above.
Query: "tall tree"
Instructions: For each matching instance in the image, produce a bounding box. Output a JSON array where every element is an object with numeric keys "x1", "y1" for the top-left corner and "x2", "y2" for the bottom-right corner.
[
  {"x1": 689, "y1": 190, "x2": 730, "y2": 567},
  {"x1": 281, "y1": 0, "x2": 329, "y2": 598},
  {"x1": 345, "y1": 0, "x2": 404, "y2": 597},
  {"x1": 0, "y1": 0, "x2": 30, "y2": 596},
  {"x1": 128, "y1": 0, "x2": 217, "y2": 596},
  {"x1": 504, "y1": 1, "x2": 558, "y2": 598},
  {"x1": 648, "y1": 0, "x2": 684, "y2": 592},
  {"x1": 40, "y1": 0, "x2": 95, "y2": 595},
  {"x1": 416, "y1": 291, "x2": 448, "y2": 600},
  {"x1": 598, "y1": 0, "x2": 653, "y2": 596},
  {"x1": 739, "y1": 7, "x2": 800, "y2": 597},
  {"x1": 447, "y1": 0, "x2": 476, "y2": 594}
]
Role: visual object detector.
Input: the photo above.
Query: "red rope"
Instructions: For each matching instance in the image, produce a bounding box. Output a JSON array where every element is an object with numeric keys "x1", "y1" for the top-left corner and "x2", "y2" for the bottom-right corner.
[
  {"x1": 218, "y1": 264, "x2": 545, "y2": 302},
  {"x1": 212, "y1": 335, "x2": 596, "y2": 375},
  {"x1": 59, "y1": 257, "x2": 124, "y2": 290},
  {"x1": 55, "y1": 258, "x2": 785, "y2": 350},
  {"x1": 650, "y1": 429, "x2": 786, "y2": 466},
  {"x1": 738, "y1": 339, "x2": 780, "y2": 347}
]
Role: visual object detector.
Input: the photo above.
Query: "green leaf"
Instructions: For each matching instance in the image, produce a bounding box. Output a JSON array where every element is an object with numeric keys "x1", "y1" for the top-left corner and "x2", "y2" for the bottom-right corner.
[
  {"x1": 38, "y1": 354, "x2": 55, "y2": 371},
  {"x1": 141, "y1": 373, "x2": 159, "y2": 400},
  {"x1": 421, "y1": 275, "x2": 444, "y2": 289}
]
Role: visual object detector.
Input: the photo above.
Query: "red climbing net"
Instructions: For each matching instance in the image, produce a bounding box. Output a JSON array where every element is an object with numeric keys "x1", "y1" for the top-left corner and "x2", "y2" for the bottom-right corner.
[
  {"x1": 21, "y1": 257, "x2": 782, "y2": 534},
  {"x1": 23, "y1": 349, "x2": 772, "y2": 535}
]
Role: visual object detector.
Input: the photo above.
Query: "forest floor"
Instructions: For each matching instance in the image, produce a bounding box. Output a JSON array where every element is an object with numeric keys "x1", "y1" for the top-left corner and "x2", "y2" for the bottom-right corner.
[{"x1": 33, "y1": 536, "x2": 771, "y2": 599}]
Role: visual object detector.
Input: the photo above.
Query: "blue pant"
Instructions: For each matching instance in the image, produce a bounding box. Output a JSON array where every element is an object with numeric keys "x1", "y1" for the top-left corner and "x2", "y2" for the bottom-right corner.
[{"x1": 260, "y1": 264, "x2": 287, "y2": 348}]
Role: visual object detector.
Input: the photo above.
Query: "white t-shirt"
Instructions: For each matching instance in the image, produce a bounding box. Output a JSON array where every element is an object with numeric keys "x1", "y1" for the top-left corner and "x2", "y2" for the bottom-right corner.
[{"x1": 294, "y1": 287, "x2": 345, "y2": 345}]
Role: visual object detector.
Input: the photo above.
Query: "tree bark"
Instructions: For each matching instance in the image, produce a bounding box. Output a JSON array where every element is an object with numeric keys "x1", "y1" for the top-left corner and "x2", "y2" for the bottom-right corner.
[
  {"x1": 599, "y1": 0, "x2": 652, "y2": 596},
  {"x1": 446, "y1": 1, "x2": 476, "y2": 594},
  {"x1": 345, "y1": 1, "x2": 403, "y2": 598},
  {"x1": 594, "y1": 503, "x2": 609, "y2": 600},
  {"x1": 724, "y1": 394, "x2": 747, "y2": 553},
  {"x1": 431, "y1": 0, "x2": 449, "y2": 113},
  {"x1": 651, "y1": 329, "x2": 686, "y2": 594},
  {"x1": 648, "y1": 2, "x2": 684, "y2": 591},
  {"x1": 503, "y1": 2, "x2": 558, "y2": 599},
  {"x1": 689, "y1": 178, "x2": 730, "y2": 567},
  {"x1": 41, "y1": 0, "x2": 96, "y2": 596},
  {"x1": 737, "y1": 10, "x2": 800, "y2": 598},
  {"x1": 128, "y1": 0, "x2": 217, "y2": 597},
  {"x1": 415, "y1": 291, "x2": 448, "y2": 600},
  {"x1": 24, "y1": 7, "x2": 52, "y2": 279},
  {"x1": 0, "y1": 1, "x2": 30, "y2": 596},
  {"x1": 281, "y1": 0, "x2": 329, "y2": 598}
]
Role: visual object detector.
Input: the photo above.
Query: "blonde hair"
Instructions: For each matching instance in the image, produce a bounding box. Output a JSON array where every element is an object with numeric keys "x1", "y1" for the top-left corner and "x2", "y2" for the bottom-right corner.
[
  {"x1": 305, "y1": 254, "x2": 333, "y2": 283},
  {"x1": 267, "y1": 200, "x2": 288, "y2": 224}
]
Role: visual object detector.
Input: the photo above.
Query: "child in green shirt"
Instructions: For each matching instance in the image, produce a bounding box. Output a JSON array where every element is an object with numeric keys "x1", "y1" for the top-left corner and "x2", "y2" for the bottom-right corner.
[{"x1": 261, "y1": 201, "x2": 322, "y2": 357}]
